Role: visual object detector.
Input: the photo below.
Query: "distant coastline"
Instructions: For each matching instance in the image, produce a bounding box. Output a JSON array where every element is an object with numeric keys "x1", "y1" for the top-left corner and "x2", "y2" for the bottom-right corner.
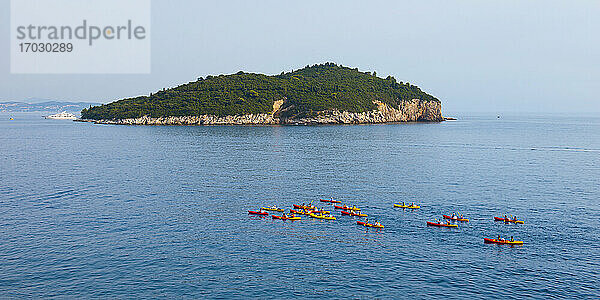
[{"x1": 0, "y1": 101, "x2": 100, "y2": 114}]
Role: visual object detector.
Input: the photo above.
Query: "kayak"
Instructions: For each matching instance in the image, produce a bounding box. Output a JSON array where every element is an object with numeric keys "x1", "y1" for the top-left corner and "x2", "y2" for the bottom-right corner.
[
  {"x1": 494, "y1": 217, "x2": 525, "y2": 224},
  {"x1": 341, "y1": 211, "x2": 367, "y2": 217},
  {"x1": 290, "y1": 209, "x2": 311, "y2": 215},
  {"x1": 272, "y1": 215, "x2": 301, "y2": 221},
  {"x1": 320, "y1": 198, "x2": 342, "y2": 204},
  {"x1": 261, "y1": 206, "x2": 284, "y2": 212},
  {"x1": 367, "y1": 223, "x2": 384, "y2": 228},
  {"x1": 443, "y1": 215, "x2": 469, "y2": 222},
  {"x1": 248, "y1": 210, "x2": 268, "y2": 216},
  {"x1": 293, "y1": 204, "x2": 317, "y2": 210},
  {"x1": 484, "y1": 238, "x2": 523, "y2": 245},
  {"x1": 309, "y1": 213, "x2": 336, "y2": 220},
  {"x1": 334, "y1": 205, "x2": 361, "y2": 211},
  {"x1": 350, "y1": 212, "x2": 367, "y2": 217},
  {"x1": 426, "y1": 221, "x2": 458, "y2": 228},
  {"x1": 393, "y1": 203, "x2": 420, "y2": 209},
  {"x1": 356, "y1": 221, "x2": 384, "y2": 228},
  {"x1": 311, "y1": 209, "x2": 331, "y2": 215}
]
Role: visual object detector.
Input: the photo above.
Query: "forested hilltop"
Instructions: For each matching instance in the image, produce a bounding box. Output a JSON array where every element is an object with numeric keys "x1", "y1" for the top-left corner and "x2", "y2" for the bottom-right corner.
[{"x1": 81, "y1": 63, "x2": 441, "y2": 122}]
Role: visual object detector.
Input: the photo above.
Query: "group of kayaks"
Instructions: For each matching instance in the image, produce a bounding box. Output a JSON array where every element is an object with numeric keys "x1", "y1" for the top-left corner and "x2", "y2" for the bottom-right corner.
[
  {"x1": 331, "y1": 200, "x2": 384, "y2": 228},
  {"x1": 250, "y1": 201, "x2": 525, "y2": 244},
  {"x1": 249, "y1": 198, "x2": 384, "y2": 229},
  {"x1": 425, "y1": 212, "x2": 525, "y2": 245}
]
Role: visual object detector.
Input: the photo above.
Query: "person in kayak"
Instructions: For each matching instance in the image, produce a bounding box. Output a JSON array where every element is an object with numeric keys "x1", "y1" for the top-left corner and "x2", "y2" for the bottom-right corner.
[
  {"x1": 497, "y1": 234, "x2": 503, "y2": 241},
  {"x1": 513, "y1": 216, "x2": 517, "y2": 221},
  {"x1": 504, "y1": 214, "x2": 508, "y2": 220},
  {"x1": 510, "y1": 236, "x2": 514, "y2": 242}
]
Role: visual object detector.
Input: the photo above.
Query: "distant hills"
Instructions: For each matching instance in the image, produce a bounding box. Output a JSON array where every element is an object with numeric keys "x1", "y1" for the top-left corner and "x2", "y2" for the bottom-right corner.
[{"x1": 0, "y1": 101, "x2": 101, "y2": 114}]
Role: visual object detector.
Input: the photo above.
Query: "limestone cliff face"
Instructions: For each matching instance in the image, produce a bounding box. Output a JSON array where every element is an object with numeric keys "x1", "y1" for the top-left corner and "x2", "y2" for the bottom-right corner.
[{"x1": 82, "y1": 99, "x2": 443, "y2": 125}]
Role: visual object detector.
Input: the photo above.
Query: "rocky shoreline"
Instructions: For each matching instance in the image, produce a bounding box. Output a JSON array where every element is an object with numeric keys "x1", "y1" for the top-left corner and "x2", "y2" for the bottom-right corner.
[{"x1": 78, "y1": 99, "x2": 445, "y2": 126}]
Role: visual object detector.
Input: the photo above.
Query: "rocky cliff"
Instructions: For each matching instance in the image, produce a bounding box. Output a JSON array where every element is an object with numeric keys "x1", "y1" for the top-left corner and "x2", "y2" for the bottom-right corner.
[{"x1": 79, "y1": 99, "x2": 443, "y2": 125}]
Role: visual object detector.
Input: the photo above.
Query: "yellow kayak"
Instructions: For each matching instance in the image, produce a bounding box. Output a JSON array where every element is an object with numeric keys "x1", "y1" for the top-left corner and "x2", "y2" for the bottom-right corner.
[
  {"x1": 261, "y1": 206, "x2": 284, "y2": 212},
  {"x1": 309, "y1": 213, "x2": 336, "y2": 220},
  {"x1": 394, "y1": 203, "x2": 420, "y2": 209},
  {"x1": 484, "y1": 238, "x2": 524, "y2": 245}
]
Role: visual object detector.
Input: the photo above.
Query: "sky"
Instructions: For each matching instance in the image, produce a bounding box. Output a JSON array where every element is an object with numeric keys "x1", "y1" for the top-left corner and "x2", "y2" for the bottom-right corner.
[{"x1": 1, "y1": 0, "x2": 598, "y2": 114}]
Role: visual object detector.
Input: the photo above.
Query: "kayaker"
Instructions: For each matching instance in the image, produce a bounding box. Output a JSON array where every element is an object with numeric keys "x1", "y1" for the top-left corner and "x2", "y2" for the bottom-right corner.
[
  {"x1": 510, "y1": 236, "x2": 514, "y2": 242},
  {"x1": 497, "y1": 234, "x2": 502, "y2": 241},
  {"x1": 513, "y1": 216, "x2": 517, "y2": 221}
]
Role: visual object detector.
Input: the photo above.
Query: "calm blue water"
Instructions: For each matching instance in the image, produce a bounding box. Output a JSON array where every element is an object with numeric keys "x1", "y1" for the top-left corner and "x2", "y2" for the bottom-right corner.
[{"x1": 1, "y1": 113, "x2": 598, "y2": 299}]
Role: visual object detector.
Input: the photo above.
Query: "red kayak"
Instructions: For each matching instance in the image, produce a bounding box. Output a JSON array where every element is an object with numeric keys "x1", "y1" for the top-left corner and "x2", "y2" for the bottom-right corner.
[
  {"x1": 341, "y1": 210, "x2": 351, "y2": 216},
  {"x1": 443, "y1": 215, "x2": 469, "y2": 222},
  {"x1": 334, "y1": 205, "x2": 360, "y2": 211},
  {"x1": 356, "y1": 220, "x2": 383, "y2": 228},
  {"x1": 248, "y1": 210, "x2": 268, "y2": 216},
  {"x1": 426, "y1": 221, "x2": 458, "y2": 228},
  {"x1": 320, "y1": 198, "x2": 342, "y2": 204},
  {"x1": 494, "y1": 217, "x2": 524, "y2": 224}
]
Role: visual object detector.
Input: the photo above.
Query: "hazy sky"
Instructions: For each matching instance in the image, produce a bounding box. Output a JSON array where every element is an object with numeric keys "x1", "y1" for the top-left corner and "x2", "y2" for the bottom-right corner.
[{"x1": 1, "y1": 0, "x2": 598, "y2": 114}]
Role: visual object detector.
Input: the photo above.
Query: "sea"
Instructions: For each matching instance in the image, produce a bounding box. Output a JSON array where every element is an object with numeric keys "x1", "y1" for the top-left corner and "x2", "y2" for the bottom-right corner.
[{"x1": 1, "y1": 112, "x2": 598, "y2": 299}]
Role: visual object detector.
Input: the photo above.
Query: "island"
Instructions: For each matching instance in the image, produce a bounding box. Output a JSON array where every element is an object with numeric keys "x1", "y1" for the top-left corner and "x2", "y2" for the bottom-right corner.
[{"x1": 80, "y1": 63, "x2": 445, "y2": 125}]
